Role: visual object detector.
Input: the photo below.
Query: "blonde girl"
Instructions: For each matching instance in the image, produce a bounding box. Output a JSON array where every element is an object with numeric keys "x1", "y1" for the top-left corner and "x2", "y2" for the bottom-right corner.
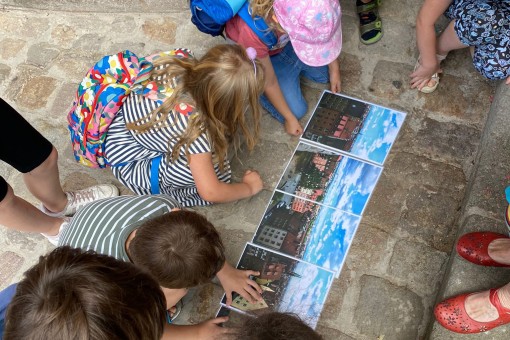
[
  {"x1": 104, "y1": 44, "x2": 265, "y2": 207},
  {"x1": 225, "y1": 0, "x2": 343, "y2": 136}
]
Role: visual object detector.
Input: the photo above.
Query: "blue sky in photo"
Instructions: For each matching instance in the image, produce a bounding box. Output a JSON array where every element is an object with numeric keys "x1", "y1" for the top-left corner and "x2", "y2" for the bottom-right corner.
[
  {"x1": 277, "y1": 261, "x2": 334, "y2": 328},
  {"x1": 322, "y1": 156, "x2": 382, "y2": 215},
  {"x1": 350, "y1": 106, "x2": 406, "y2": 164},
  {"x1": 303, "y1": 208, "x2": 360, "y2": 273}
]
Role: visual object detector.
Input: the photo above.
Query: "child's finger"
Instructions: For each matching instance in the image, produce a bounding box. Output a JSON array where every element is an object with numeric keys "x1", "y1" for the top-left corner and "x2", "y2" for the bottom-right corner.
[
  {"x1": 246, "y1": 277, "x2": 263, "y2": 294},
  {"x1": 245, "y1": 270, "x2": 260, "y2": 277},
  {"x1": 211, "y1": 316, "x2": 229, "y2": 325},
  {"x1": 243, "y1": 284, "x2": 262, "y2": 302},
  {"x1": 225, "y1": 292, "x2": 233, "y2": 306}
]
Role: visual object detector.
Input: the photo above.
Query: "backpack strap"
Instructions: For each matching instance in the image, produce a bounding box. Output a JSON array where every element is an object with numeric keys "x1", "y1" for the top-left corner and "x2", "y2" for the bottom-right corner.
[
  {"x1": 150, "y1": 155, "x2": 163, "y2": 195},
  {"x1": 237, "y1": 2, "x2": 278, "y2": 50}
]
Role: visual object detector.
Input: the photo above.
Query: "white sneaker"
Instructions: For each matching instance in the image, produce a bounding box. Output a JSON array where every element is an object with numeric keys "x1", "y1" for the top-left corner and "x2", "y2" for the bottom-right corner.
[
  {"x1": 40, "y1": 184, "x2": 119, "y2": 217},
  {"x1": 42, "y1": 218, "x2": 70, "y2": 246}
]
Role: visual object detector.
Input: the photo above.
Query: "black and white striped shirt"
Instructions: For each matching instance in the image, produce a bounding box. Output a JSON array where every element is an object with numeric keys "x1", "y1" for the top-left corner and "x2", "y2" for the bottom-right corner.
[
  {"x1": 104, "y1": 90, "x2": 231, "y2": 207},
  {"x1": 58, "y1": 195, "x2": 180, "y2": 261}
]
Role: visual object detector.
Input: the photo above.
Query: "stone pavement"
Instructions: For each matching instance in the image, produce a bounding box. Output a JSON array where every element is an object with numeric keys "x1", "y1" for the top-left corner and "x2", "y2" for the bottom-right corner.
[{"x1": 0, "y1": 1, "x2": 505, "y2": 339}]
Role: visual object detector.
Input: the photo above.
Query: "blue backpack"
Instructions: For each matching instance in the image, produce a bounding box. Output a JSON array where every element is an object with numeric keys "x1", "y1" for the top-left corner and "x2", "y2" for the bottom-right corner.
[{"x1": 190, "y1": 0, "x2": 278, "y2": 49}]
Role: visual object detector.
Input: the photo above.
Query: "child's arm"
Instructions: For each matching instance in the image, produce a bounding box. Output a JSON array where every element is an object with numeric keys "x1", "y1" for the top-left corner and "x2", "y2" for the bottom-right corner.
[
  {"x1": 410, "y1": 0, "x2": 452, "y2": 90},
  {"x1": 162, "y1": 317, "x2": 234, "y2": 340},
  {"x1": 259, "y1": 56, "x2": 303, "y2": 136},
  {"x1": 328, "y1": 59, "x2": 341, "y2": 93},
  {"x1": 189, "y1": 152, "x2": 263, "y2": 203},
  {"x1": 216, "y1": 261, "x2": 263, "y2": 305}
]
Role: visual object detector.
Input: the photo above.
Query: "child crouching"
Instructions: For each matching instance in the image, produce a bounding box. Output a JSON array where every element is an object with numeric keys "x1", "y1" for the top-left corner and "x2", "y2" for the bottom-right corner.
[{"x1": 30, "y1": 194, "x2": 261, "y2": 339}]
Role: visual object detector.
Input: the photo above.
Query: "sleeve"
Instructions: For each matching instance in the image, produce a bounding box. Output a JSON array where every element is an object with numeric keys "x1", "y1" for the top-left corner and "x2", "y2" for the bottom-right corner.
[{"x1": 154, "y1": 194, "x2": 182, "y2": 210}]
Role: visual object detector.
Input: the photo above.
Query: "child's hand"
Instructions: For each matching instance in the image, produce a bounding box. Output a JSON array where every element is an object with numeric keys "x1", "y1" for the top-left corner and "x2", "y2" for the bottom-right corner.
[
  {"x1": 242, "y1": 170, "x2": 263, "y2": 196},
  {"x1": 216, "y1": 262, "x2": 263, "y2": 306},
  {"x1": 506, "y1": 76, "x2": 510, "y2": 85},
  {"x1": 284, "y1": 118, "x2": 303, "y2": 136},
  {"x1": 197, "y1": 317, "x2": 235, "y2": 340},
  {"x1": 328, "y1": 59, "x2": 341, "y2": 93},
  {"x1": 410, "y1": 62, "x2": 441, "y2": 91}
]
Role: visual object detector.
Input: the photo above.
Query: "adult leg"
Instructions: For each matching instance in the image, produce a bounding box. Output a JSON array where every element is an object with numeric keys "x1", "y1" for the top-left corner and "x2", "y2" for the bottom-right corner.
[
  {"x1": 0, "y1": 98, "x2": 68, "y2": 212},
  {"x1": 0, "y1": 179, "x2": 62, "y2": 235}
]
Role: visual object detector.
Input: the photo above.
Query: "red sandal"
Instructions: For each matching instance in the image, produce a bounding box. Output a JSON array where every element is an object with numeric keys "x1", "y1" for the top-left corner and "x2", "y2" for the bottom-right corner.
[
  {"x1": 456, "y1": 232, "x2": 510, "y2": 267},
  {"x1": 435, "y1": 288, "x2": 510, "y2": 333}
]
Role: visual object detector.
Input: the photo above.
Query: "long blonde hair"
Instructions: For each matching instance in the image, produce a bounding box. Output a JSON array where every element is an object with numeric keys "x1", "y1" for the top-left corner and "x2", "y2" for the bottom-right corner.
[
  {"x1": 249, "y1": 0, "x2": 274, "y2": 20},
  {"x1": 127, "y1": 44, "x2": 264, "y2": 171},
  {"x1": 249, "y1": 0, "x2": 281, "y2": 31}
]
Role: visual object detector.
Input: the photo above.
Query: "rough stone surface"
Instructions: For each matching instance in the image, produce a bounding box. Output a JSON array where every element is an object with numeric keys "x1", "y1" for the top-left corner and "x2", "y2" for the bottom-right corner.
[
  {"x1": 429, "y1": 84, "x2": 510, "y2": 339},
  {"x1": 0, "y1": 3, "x2": 505, "y2": 339},
  {"x1": 141, "y1": 18, "x2": 177, "y2": 44},
  {"x1": 0, "y1": 251, "x2": 24, "y2": 285},
  {"x1": 26, "y1": 43, "x2": 61, "y2": 68},
  {"x1": 354, "y1": 275, "x2": 424, "y2": 340},
  {"x1": 0, "y1": 64, "x2": 11, "y2": 84},
  {"x1": 388, "y1": 239, "x2": 448, "y2": 296}
]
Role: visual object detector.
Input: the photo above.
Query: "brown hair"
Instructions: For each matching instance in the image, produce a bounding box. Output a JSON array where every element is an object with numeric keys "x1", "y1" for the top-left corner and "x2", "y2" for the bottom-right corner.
[
  {"x1": 237, "y1": 312, "x2": 323, "y2": 340},
  {"x1": 4, "y1": 247, "x2": 166, "y2": 340},
  {"x1": 129, "y1": 210, "x2": 226, "y2": 289},
  {"x1": 127, "y1": 44, "x2": 264, "y2": 172}
]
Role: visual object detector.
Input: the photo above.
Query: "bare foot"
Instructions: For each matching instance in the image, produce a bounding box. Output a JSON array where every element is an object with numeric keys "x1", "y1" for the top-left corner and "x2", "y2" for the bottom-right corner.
[
  {"x1": 465, "y1": 290, "x2": 499, "y2": 322},
  {"x1": 488, "y1": 238, "x2": 510, "y2": 265}
]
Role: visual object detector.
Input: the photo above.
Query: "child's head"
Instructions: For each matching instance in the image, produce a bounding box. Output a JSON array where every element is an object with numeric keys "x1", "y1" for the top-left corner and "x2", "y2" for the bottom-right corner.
[
  {"x1": 237, "y1": 312, "x2": 323, "y2": 340},
  {"x1": 272, "y1": 0, "x2": 342, "y2": 67},
  {"x1": 130, "y1": 44, "x2": 264, "y2": 170},
  {"x1": 4, "y1": 247, "x2": 166, "y2": 340},
  {"x1": 129, "y1": 210, "x2": 226, "y2": 289}
]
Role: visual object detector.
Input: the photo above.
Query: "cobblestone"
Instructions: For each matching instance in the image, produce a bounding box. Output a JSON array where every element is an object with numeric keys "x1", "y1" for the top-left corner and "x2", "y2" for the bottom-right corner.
[{"x1": 0, "y1": 2, "x2": 504, "y2": 339}]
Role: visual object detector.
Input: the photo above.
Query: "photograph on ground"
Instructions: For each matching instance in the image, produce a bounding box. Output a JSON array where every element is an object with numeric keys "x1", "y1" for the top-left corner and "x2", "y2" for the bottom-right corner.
[
  {"x1": 277, "y1": 142, "x2": 382, "y2": 215},
  {"x1": 252, "y1": 191, "x2": 361, "y2": 274},
  {"x1": 221, "y1": 243, "x2": 334, "y2": 329},
  {"x1": 302, "y1": 91, "x2": 406, "y2": 165}
]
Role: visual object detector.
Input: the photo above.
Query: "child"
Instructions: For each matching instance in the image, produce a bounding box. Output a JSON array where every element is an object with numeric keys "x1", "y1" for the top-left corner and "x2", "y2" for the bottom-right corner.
[
  {"x1": 224, "y1": 0, "x2": 342, "y2": 136},
  {"x1": 0, "y1": 98, "x2": 118, "y2": 239},
  {"x1": 104, "y1": 44, "x2": 264, "y2": 207},
  {"x1": 3, "y1": 246, "x2": 167, "y2": 340},
  {"x1": 411, "y1": 0, "x2": 510, "y2": 93},
  {"x1": 11, "y1": 194, "x2": 262, "y2": 338}
]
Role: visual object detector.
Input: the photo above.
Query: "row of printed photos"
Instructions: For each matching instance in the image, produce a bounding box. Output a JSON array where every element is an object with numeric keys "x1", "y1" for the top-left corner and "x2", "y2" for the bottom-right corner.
[{"x1": 218, "y1": 91, "x2": 406, "y2": 328}]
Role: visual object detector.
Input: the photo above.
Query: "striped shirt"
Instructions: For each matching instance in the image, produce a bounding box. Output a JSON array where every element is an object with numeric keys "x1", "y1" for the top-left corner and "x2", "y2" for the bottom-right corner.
[
  {"x1": 104, "y1": 87, "x2": 231, "y2": 207},
  {"x1": 58, "y1": 195, "x2": 180, "y2": 261}
]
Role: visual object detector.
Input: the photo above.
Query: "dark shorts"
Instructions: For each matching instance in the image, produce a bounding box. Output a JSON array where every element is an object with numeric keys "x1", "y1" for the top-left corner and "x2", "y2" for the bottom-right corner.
[
  {"x1": 0, "y1": 98, "x2": 53, "y2": 201},
  {"x1": 446, "y1": 0, "x2": 510, "y2": 80}
]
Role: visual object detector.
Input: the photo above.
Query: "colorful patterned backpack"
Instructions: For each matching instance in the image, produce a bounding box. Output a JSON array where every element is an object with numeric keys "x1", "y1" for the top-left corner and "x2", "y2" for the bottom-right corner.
[{"x1": 67, "y1": 49, "x2": 192, "y2": 168}]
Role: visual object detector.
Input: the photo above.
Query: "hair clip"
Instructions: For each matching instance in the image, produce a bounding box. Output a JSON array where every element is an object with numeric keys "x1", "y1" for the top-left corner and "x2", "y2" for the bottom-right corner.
[{"x1": 246, "y1": 47, "x2": 257, "y2": 78}]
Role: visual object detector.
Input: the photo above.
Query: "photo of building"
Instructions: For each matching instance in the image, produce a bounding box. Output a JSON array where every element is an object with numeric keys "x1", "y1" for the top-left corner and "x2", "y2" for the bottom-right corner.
[
  {"x1": 223, "y1": 244, "x2": 334, "y2": 328},
  {"x1": 303, "y1": 92, "x2": 406, "y2": 165}
]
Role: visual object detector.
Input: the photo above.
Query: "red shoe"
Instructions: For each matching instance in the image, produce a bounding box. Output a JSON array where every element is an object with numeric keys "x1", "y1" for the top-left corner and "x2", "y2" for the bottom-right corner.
[
  {"x1": 435, "y1": 288, "x2": 510, "y2": 333},
  {"x1": 456, "y1": 232, "x2": 510, "y2": 267}
]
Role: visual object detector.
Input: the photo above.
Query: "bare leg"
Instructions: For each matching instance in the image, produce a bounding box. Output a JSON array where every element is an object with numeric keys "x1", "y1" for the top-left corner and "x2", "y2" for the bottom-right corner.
[
  {"x1": 465, "y1": 282, "x2": 510, "y2": 322},
  {"x1": 436, "y1": 20, "x2": 469, "y2": 56},
  {"x1": 0, "y1": 184, "x2": 62, "y2": 235},
  {"x1": 22, "y1": 147, "x2": 68, "y2": 213}
]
